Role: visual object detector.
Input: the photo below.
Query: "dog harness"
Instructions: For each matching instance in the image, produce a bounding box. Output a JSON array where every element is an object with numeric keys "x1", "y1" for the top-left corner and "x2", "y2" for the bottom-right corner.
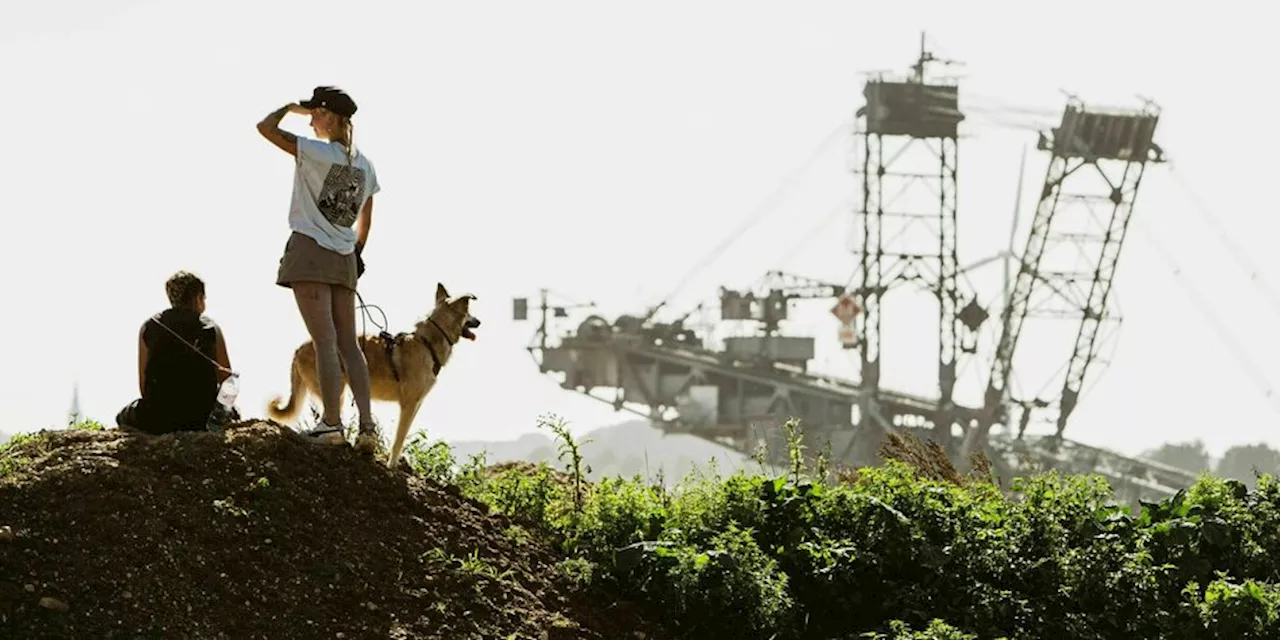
[{"x1": 380, "y1": 318, "x2": 452, "y2": 382}]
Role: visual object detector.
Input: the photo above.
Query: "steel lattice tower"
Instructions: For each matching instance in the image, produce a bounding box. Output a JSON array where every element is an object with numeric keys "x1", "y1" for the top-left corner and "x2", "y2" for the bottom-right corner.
[
  {"x1": 964, "y1": 100, "x2": 1165, "y2": 457},
  {"x1": 851, "y1": 36, "x2": 975, "y2": 447}
]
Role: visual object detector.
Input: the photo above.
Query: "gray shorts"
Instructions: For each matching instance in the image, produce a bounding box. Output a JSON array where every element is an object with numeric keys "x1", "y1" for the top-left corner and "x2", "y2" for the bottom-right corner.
[{"x1": 276, "y1": 232, "x2": 358, "y2": 291}]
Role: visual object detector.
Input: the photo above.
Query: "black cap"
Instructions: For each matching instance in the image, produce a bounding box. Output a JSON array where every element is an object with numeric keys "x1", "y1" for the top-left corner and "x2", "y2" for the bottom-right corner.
[{"x1": 299, "y1": 86, "x2": 358, "y2": 118}]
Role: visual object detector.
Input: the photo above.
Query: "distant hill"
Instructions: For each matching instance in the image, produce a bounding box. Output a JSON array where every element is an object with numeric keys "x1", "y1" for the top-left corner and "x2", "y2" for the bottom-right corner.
[{"x1": 448, "y1": 419, "x2": 763, "y2": 483}]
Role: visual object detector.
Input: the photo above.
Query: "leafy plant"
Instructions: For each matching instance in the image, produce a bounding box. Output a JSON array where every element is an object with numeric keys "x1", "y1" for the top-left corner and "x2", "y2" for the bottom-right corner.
[
  {"x1": 389, "y1": 416, "x2": 1280, "y2": 639},
  {"x1": 538, "y1": 413, "x2": 591, "y2": 515}
]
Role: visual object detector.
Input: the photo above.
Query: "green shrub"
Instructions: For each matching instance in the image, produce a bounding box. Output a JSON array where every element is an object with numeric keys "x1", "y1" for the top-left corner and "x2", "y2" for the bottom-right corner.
[{"x1": 400, "y1": 416, "x2": 1280, "y2": 639}]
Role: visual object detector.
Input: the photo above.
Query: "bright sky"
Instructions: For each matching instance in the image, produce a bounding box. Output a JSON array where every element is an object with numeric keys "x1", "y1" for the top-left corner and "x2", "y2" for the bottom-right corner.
[{"x1": 2, "y1": 1, "x2": 1277, "y2": 459}]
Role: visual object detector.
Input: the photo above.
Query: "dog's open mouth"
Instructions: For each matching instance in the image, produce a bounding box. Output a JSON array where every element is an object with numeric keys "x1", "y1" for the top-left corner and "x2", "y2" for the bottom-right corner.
[{"x1": 462, "y1": 317, "x2": 481, "y2": 341}]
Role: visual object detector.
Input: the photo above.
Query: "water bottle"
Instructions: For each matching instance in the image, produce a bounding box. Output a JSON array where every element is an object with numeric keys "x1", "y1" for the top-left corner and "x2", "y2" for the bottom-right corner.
[{"x1": 206, "y1": 373, "x2": 240, "y2": 432}]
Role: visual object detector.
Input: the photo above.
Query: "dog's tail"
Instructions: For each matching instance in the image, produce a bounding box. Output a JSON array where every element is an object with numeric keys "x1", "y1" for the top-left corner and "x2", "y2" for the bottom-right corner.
[{"x1": 267, "y1": 358, "x2": 304, "y2": 423}]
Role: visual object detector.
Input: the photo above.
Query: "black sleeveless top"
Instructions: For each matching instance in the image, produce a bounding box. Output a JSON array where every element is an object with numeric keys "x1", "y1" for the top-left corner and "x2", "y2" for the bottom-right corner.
[{"x1": 138, "y1": 307, "x2": 220, "y2": 432}]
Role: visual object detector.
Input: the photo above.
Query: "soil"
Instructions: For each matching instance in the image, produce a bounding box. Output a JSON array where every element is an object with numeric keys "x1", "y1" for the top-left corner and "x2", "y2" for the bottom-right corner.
[
  {"x1": 0, "y1": 421, "x2": 669, "y2": 640},
  {"x1": 483, "y1": 461, "x2": 580, "y2": 490}
]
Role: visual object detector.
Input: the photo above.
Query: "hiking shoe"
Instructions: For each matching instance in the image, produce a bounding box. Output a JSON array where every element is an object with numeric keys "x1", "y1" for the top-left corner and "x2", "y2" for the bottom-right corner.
[
  {"x1": 301, "y1": 422, "x2": 347, "y2": 446},
  {"x1": 354, "y1": 421, "x2": 382, "y2": 455}
]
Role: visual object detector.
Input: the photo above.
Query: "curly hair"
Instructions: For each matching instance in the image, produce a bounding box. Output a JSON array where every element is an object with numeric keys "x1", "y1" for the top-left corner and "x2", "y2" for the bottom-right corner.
[{"x1": 165, "y1": 271, "x2": 206, "y2": 308}]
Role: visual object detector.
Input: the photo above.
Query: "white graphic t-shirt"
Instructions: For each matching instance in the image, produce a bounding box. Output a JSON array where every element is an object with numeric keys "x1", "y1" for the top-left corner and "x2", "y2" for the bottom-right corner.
[{"x1": 288, "y1": 137, "x2": 380, "y2": 255}]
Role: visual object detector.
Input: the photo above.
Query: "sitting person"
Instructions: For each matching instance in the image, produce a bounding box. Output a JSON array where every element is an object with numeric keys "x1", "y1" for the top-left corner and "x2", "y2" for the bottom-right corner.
[{"x1": 116, "y1": 271, "x2": 236, "y2": 434}]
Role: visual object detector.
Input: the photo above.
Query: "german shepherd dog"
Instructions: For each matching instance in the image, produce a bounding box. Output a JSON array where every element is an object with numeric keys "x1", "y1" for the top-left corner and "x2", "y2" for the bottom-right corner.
[{"x1": 268, "y1": 283, "x2": 480, "y2": 467}]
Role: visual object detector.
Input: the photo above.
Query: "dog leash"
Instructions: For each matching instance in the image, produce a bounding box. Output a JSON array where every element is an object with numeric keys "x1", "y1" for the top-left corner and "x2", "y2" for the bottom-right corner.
[
  {"x1": 150, "y1": 315, "x2": 237, "y2": 378},
  {"x1": 148, "y1": 276, "x2": 388, "y2": 382},
  {"x1": 355, "y1": 290, "x2": 391, "y2": 337},
  {"x1": 152, "y1": 295, "x2": 386, "y2": 372}
]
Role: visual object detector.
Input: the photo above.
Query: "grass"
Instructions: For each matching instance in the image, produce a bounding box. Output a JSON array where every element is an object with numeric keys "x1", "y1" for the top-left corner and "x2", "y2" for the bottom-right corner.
[{"x1": 0, "y1": 418, "x2": 105, "y2": 479}]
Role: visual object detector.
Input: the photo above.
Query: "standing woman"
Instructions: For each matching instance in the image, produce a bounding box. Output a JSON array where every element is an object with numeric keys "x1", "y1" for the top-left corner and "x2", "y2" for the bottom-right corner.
[{"x1": 257, "y1": 86, "x2": 381, "y2": 451}]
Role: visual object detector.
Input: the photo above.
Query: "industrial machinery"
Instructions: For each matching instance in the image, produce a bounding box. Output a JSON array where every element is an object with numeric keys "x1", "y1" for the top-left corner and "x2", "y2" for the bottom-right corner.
[
  {"x1": 513, "y1": 35, "x2": 1200, "y2": 505},
  {"x1": 960, "y1": 99, "x2": 1166, "y2": 461},
  {"x1": 848, "y1": 32, "x2": 978, "y2": 454}
]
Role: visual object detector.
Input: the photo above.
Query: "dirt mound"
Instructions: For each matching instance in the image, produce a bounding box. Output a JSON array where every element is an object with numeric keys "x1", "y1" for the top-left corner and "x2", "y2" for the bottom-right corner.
[
  {"x1": 484, "y1": 460, "x2": 579, "y2": 490},
  {"x1": 0, "y1": 422, "x2": 666, "y2": 639}
]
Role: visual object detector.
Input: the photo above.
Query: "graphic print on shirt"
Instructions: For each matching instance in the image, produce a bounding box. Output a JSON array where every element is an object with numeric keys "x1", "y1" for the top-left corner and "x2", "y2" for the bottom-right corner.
[{"x1": 316, "y1": 164, "x2": 367, "y2": 228}]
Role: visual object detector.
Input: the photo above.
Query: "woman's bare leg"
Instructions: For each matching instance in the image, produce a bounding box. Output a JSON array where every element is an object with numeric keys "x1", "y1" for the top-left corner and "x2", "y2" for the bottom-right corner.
[
  {"x1": 291, "y1": 282, "x2": 344, "y2": 428},
  {"x1": 331, "y1": 285, "x2": 373, "y2": 426}
]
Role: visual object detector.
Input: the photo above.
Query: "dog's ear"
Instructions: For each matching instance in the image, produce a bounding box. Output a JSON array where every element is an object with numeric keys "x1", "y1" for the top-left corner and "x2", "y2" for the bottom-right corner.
[
  {"x1": 435, "y1": 283, "x2": 449, "y2": 304},
  {"x1": 449, "y1": 294, "x2": 474, "y2": 314}
]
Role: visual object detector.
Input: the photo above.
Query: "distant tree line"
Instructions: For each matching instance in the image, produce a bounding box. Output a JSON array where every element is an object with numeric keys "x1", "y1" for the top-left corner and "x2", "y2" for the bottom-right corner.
[{"x1": 1142, "y1": 439, "x2": 1280, "y2": 487}]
